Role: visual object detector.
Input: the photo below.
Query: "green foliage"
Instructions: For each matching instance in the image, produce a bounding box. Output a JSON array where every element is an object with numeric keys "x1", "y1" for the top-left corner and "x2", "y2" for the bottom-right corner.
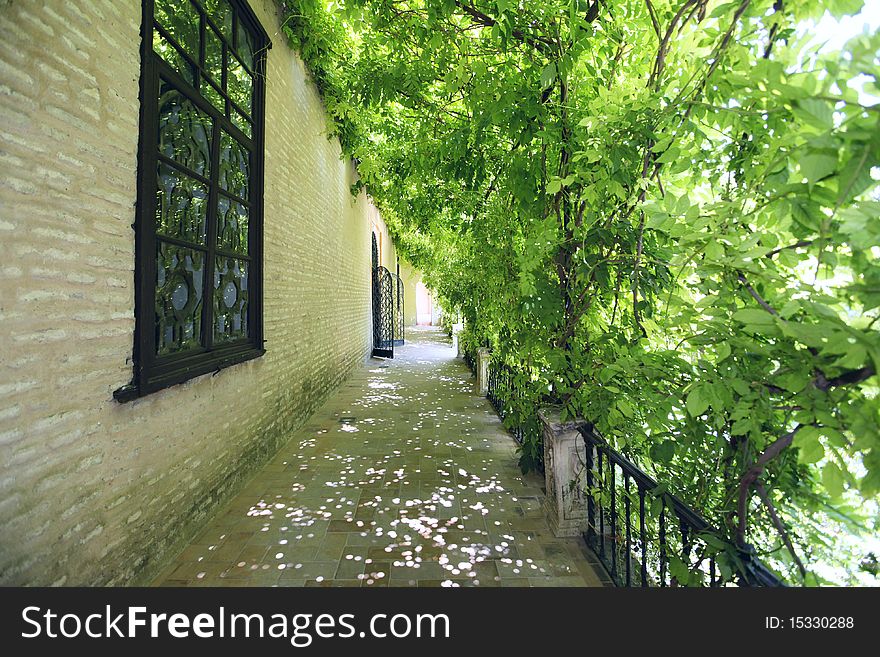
[{"x1": 278, "y1": 0, "x2": 880, "y2": 585}]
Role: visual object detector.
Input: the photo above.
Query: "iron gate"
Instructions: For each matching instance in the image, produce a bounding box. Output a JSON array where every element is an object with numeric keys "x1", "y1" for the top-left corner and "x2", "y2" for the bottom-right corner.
[
  {"x1": 371, "y1": 234, "x2": 404, "y2": 357},
  {"x1": 372, "y1": 262, "x2": 395, "y2": 358},
  {"x1": 370, "y1": 233, "x2": 394, "y2": 358}
]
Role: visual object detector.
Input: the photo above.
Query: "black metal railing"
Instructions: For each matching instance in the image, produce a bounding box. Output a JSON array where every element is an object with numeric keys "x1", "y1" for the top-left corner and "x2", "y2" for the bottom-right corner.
[
  {"x1": 579, "y1": 424, "x2": 783, "y2": 587},
  {"x1": 485, "y1": 360, "x2": 545, "y2": 471},
  {"x1": 486, "y1": 362, "x2": 524, "y2": 444},
  {"x1": 463, "y1": 349, "x2": 475, "y2": 375}
]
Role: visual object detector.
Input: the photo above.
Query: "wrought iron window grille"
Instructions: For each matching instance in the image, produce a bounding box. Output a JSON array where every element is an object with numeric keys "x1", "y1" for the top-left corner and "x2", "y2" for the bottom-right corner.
[{"x1": 115, "y1": 0, "x2": 270, "y2": 402}]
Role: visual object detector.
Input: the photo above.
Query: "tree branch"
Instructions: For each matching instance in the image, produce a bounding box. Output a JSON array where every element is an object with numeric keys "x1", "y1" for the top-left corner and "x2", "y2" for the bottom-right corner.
[
  {"x1": 650, "y1": 0, "x2": 698, "y2": 89},
  {"x1": 755, "y1": 481, "x2": 807, "y2": 580},
  {"x1": 762, "y1": 0, "x2": 784, "y2": 60},
  {"x1": 814, "y1": 365, "x2": 876, "y2": 391},
  {"x1": 633, "y1": 211, "x2": 647, "y2": 336},
  {"x1": 644, "y1": 0, "x2": 662, "y2": 39},
  {"x1": 454, "y1": 2, "x2": 556, "y2": 53},
  {"x1": 737, "y1": 272, "x2": 778, "y2": 316},
  {"x1": 765, "y1": 239, "x2": 813, "y2": 259},
  {"x1": 736, "y1": 426, "x2": 799, "y2": 546}
]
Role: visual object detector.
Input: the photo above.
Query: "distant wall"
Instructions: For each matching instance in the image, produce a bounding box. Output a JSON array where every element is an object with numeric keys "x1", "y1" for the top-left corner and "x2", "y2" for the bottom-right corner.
[{"x1": 398, "y1": 260, "x2": 421, "y2": 327}]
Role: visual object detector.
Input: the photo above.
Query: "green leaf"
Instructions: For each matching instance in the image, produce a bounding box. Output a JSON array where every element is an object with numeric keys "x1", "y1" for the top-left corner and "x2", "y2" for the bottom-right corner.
[
  {"x1": 795, "y1": 426, "x2": 825, "y2": 464},
  {"x1": 667, "y1": 556, "x2": 690, "y2": 585},
  {"x1": 825, "y1": 0, "x2": 866, "y2": 17},
  {"x1": 777, "y1": 372, "x2": 809, "y2": 393},
  {"x1": 730, "y1": 418, "x2": 752, "y2": 436},
  {"x1": 861, "y1": 463, "x2": 880, "y2": 498},
  {"x1": 686, "y1": 386, "x2": 709, "y2": 417},
  {"x1": 732, "y1": 308, "x2": 776, "y2": 327},
  {"x1": 704, "y1": 240, "x2": 724, "y2": 260},
  {"x1": 833, "y1": 343, "x2": 867, "y2": 370},
  {"x1": 655, "y1": 146, "x2": 680, "y2": 165},
  {"x1": 540, "y1": 62, "x2": 557, "y2": 90},
  {"x1": 799, "y1": 149, "x2": 838, "y2": 184},
  {"x1": 599, "y1": 367, "x2": 617, "y2": 383},
  {"x1": 822, "y1": 426, "x2": 849, "y2": 448},
  {"x1": 837, "y1": 147, "x2": 874, "y2": 206},
  {"x1": 822, "y1": 462, "x2": 846, "y2": 498},
  {"x1": 780, "y1": 299, "x2": 800, "y2": 319},
  {"x1": 699, "y1": 533, "x2": 730, "y2": 551},
  {"x1": 709, "y1": 1, "x2": 740, "y2": 19},
  {"x1": 617, "y1": 398, "x2": 635, "y2": 418},
  {"x1": 651, "y1": 136, "x2": 674, "y2": 153},
  {"x1": 650, "y1": 440, "x2": 675, "y2": 464},
  {"x1": 792, "y1": 98, "x2": 833, "y2": 130},
  {"x1": 716, "y1": 342, "x2": 731, "y2": 362}
]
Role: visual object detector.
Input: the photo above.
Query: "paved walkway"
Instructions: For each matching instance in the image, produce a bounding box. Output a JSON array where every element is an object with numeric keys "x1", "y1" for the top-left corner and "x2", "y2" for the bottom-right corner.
[{"x1": 153, "y1": 326, "x2": 606, "y2": 587}]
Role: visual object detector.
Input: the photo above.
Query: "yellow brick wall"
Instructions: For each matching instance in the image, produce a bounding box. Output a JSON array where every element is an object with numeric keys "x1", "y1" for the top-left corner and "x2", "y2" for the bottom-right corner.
[
  {"x1": 0, "y1": 0, "x2": 393, "y2": 585},
  {"x1": 399, "y1": 259, "x2": 421, "y2": 327},
  {"x1": 368, "y1": 204, "x2": 398, "y2": 271}
]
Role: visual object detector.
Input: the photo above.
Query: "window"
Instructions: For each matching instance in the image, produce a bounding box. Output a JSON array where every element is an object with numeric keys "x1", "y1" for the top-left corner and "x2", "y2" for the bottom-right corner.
[{"x1": 115, "y1": 0, "x2": 270, "y2": 401}]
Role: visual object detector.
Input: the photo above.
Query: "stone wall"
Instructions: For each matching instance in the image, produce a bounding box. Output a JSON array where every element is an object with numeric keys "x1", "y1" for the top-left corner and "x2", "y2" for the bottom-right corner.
[{"x1": 0, "y1": 0, "x2": 394, "y2": 585}]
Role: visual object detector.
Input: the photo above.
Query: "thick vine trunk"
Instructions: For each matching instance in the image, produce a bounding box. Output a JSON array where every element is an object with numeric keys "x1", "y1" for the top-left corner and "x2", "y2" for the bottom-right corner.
[{"x1": 555, "y1": 76, "x2": 576, "y2": 354}]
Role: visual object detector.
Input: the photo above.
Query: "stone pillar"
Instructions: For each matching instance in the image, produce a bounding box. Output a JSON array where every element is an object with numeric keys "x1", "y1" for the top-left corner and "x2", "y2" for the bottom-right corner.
[
  {"x1": 452, "y1": 322, "x2": 464, "y2": 356},
  {"x1": 539, "y1": 408, "x2": 590, "y2": 538},
  {"x1": 476, "y1": 348, "x2": 490, "y2": 395}
]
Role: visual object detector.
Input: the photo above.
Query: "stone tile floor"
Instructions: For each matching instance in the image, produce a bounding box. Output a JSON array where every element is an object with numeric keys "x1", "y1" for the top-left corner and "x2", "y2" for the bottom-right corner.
[{"x1": 153, "y1": 326, "x2": 608, "y2": 587}]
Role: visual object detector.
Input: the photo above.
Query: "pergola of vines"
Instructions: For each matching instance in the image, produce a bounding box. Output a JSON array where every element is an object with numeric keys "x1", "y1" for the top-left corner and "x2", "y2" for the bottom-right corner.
[{"x1": 279, "y1": 0, "x2": 880, "y2": 584}]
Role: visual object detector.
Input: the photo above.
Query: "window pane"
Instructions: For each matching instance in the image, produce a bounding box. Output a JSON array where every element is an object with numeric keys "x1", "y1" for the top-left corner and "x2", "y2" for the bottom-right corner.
[
  {"x1": 217, "y1": 195, "x2": 248, "y2": 254},
  {"x1": 153, "y1": 30, "x2": 194, "y2": 85},
  {"x1": 154, "y1": 0, "x2": 199, "y2": 59},
  {"x1": 228, "y1": 57, "x2": 252, "y2": 116},
  {"x1": 231, "y1": 108, "x2": 251, "y2": 138},
  {"x1": 205, "y1": 25, "x2": 224, "y2": 88},
  {"x1": 219, "y1": 131, "x2": 249, "y2": 200},
  {"x1": 158, "y1": 84, "x2": 212, "y2": 177},
  {"x1": 235, "y1": 18, "x2": 254, "y2": 70},
  {"x1": 156, "y1": 243, "x2": 204, "y2": 355},
  {"x1": 204, "y1": 0, "x2": 232, "y2": 41},
  {"x1": 156, "y1": 163, "x2": 209, "y2": 244},
  {"x1": 202, "y1": 77, "x2": 225, "y2": 114},
  {"x1": 214, "y1": 256, "x2": 248, "y2": 342}
]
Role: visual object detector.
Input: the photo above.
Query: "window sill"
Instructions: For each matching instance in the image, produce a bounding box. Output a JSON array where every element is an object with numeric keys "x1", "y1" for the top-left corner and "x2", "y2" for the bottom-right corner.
[{"x1": 113, "y1": 346, "x2": 265, "y2": 403}]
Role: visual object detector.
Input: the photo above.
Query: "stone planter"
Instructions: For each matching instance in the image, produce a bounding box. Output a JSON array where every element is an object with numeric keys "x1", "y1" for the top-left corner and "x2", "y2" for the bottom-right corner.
[{"x1": 539, "y1": 408, "x2": 590, "y2": 538}]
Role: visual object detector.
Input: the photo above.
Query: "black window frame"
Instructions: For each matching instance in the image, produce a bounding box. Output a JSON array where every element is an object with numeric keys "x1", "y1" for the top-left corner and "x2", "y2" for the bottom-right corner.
[{"x1": 115, "y1": 0, "x2": 270, "y2": 402}]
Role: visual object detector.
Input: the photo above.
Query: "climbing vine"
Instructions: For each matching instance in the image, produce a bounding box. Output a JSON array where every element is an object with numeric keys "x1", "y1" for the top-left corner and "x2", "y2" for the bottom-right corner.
[{"x1": 278, "y1": 0, "x2": 880, "y2": 584}]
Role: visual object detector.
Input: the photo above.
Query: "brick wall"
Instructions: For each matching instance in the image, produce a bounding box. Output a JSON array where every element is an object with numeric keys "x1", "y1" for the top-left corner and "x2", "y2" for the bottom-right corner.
[{"x1": 0, "y1": 0, "x2": 395, "y2": 585}]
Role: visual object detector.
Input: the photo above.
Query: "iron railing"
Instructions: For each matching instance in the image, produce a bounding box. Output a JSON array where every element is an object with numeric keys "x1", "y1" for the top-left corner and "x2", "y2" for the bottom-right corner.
[
  {"x1": 463, "y1": 349, "x2": 475, "y2": 375},
  {"x1": 485, "y1": 360, "x2": 545, "y2": 471},
  {"x1": 486, "y1": 362, "x2": 524, "y2": 444},
  {"x1": 578, "y1": 423, "x2": 783, "y2": 587}
]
